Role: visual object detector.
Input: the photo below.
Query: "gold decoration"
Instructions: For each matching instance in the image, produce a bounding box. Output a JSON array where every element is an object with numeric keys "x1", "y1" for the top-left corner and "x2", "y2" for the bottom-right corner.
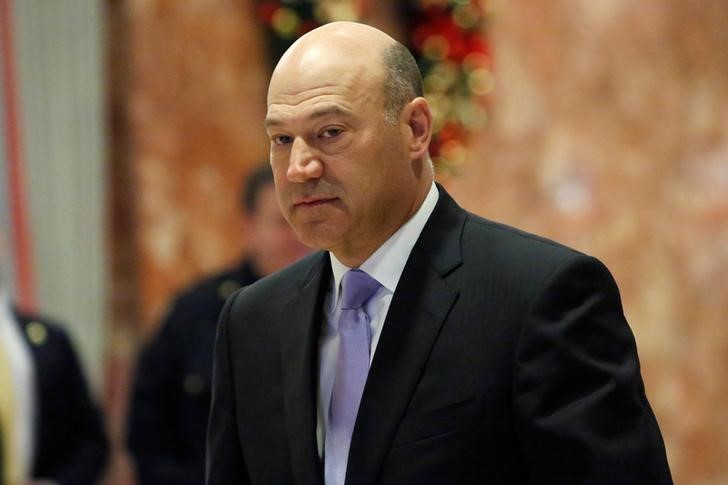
[
  {"x1": 183, "y1": 373, "x2": 205, "y2": 395},
  {"x1": 218, "y1": 280, "x2": 241, "y2": 300},
  {"x1": 26, "y1": 321, "x2": 48, "y2": 346}
]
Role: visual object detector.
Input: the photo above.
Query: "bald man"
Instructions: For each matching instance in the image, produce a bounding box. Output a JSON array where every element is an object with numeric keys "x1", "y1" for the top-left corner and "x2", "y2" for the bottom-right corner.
[{"x1": 206, "y1": 22, "x2": 672, "y2": 485}]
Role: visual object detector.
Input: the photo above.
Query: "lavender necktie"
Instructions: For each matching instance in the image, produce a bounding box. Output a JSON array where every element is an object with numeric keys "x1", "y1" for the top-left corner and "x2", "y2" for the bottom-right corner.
[{"x1": 325, "y1": 269, "x2": 381, "y2": 485}]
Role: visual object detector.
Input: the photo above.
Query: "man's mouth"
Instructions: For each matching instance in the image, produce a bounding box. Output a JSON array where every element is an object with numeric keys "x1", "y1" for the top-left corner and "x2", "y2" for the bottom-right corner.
[{"x1": 293, "y1": 196, "x2": 338, "y2": 208}]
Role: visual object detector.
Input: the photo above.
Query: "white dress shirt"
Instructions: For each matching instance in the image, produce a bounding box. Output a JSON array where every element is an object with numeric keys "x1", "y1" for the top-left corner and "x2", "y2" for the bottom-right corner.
[
  {"x1": 316, "y1": 182, "x2": 439, "y2": 456},
  {"x1": 0, "y1": 289, "x2": 36, "y2": 481}
]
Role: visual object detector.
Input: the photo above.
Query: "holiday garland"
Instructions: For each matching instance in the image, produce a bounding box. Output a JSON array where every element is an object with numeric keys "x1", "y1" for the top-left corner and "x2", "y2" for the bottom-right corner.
[{"x1": 256, "y1": 0, "x2": 492, "y2": 171}]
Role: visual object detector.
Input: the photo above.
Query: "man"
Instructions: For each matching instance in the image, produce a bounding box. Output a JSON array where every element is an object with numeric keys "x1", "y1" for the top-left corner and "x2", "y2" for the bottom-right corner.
[
  {"x1": 206, "y1": 22, "x2": 672, "y2": 484},
  {"x1": 0, "y1": 237, "x2": 108, "y2": 484},
  {"x1": 127, "y1": 164, "x2": 309, "y2": 485}
]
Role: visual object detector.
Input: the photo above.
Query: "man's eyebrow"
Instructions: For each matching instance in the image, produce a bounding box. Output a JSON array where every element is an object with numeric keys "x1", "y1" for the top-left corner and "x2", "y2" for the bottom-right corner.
[
  {"x1": 307, "y1": 104, "x2": 353, "y2": 120},
  {"x1": 264, "y1": 104, "x2": 353, "y2": 129}
]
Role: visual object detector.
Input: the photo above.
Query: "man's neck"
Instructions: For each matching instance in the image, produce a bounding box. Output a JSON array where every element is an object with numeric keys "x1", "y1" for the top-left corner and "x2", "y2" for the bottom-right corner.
[{"x1": 330, "y1": 181, "x2": 437, "y2": 268}]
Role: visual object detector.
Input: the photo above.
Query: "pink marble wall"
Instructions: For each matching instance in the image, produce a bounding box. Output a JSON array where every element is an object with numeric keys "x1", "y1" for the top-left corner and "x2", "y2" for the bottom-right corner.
[
  {"x1": 109, "y1": 1, "x2": 728, "y2": 483},
  {"x1": 125, "y1": 0, "x2": 272, "y2": 330},
  {"x1": 448, "y1": 1, "x2": 728, "y2": 482},
  {"x1": 107, "y1": 1, "x2": 272, "y2": 482}
]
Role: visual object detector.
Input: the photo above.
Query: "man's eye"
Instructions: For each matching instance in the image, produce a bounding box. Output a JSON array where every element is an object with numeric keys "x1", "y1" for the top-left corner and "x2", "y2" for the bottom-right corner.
[
  {"x1": 272, "y1": 135, "x2": 292, "y2": 145},
  {"x1": 320, "y1": 128, "x2": 342, "y2": 139}
]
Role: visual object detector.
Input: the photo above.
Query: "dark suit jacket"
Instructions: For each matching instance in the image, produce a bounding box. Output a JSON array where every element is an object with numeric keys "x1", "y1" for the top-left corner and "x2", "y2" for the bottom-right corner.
[
  {"x1": 206, "y1": 186, "x2": 672, "y2": 484},
  {"x1": 13, "y1": 310, "x2": 108, "y2": 484},
  {"x1": 128, "y1": 259, "x2": 261, "y2": 485}
]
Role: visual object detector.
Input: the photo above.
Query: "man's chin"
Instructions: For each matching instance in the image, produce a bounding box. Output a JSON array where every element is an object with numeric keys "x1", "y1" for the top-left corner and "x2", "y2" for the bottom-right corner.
[{"x1": 292, "y1": 223, "x2": 342, "y2": 252}]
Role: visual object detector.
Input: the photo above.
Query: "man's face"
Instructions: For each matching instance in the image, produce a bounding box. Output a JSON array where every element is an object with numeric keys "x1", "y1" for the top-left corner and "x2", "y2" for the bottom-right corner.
[{"x1": 265, "y1": 49, "x2": 420, "y2": 264}]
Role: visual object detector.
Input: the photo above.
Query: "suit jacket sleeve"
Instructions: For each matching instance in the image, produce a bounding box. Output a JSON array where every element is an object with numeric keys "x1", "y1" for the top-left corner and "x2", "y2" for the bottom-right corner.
[
  {"x1": 206, "y1": 291, "x2": 249, "y2": 485},
  {"x1": 513, "y1": 255, "x2": 672, "y2": 484}
]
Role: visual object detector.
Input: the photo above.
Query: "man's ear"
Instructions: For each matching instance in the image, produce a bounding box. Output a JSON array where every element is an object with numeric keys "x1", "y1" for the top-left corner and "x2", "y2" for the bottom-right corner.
[{"x1": 404, "y1": 97, "x2": 433, "y2": 160}]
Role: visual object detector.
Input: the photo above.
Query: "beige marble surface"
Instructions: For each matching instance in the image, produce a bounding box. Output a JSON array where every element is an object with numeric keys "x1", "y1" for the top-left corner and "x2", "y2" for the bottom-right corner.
[{"x1": 448, "y1": 1, "x2": 728, "y2": 482}]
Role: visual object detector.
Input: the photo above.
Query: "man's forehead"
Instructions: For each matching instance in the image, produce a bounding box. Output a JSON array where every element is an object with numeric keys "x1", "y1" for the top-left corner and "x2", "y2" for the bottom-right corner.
[
  {"x1": 269, "y1": 55, "x2": 378, "y2": 94},
  {"x1": 266, "y1": 69, "x2": 382, "y2": 125},
  {"x1": 265, "y1": 101, "x2": 356, "y2": 128}
]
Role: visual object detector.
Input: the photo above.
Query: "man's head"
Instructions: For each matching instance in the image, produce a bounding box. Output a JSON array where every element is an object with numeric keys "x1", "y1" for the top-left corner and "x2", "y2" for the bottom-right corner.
[
  {"x1": 265, "y1": 22, "x2": 433, "y2": 267},
  {"x1": 242, "y1": 164, "x2": 310, "y2": 276},
  {"x1": 381, "y1": 39, "x2": 424, "y2": 125}
]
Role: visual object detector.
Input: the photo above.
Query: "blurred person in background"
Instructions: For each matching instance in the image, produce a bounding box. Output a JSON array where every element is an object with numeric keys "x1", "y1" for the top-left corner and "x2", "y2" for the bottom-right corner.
[
  {"x1": 126, "y1": 163, "x2": 310, "y2": 485},
  {"x1": 0, "y1": 230, "x2": 108, "y2": 485}
]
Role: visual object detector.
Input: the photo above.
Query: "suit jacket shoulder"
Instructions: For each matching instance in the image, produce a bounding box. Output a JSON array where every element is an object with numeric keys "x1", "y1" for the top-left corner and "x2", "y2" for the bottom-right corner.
[
  {"x1": 416, "y1": 187, "x2": 595, "y2": 306},
  {"x1": 224, "y1": 251, "x2": 330, "y2": 332}
]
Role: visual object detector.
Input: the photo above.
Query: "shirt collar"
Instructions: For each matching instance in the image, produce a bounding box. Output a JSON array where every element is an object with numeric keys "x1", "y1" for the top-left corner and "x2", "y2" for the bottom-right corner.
[{"x1": 329, "y1": 182, "x2": 439, "y2": 301}]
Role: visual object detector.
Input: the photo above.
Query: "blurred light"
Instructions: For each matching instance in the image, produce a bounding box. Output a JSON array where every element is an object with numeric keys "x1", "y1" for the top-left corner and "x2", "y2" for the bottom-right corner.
[
  {"x1": 440, "y1": 140, "x2": 469, "y2": 166},
  {"x1": 424, "y1": 61, "x2": 459, "y2": 93},
  {"x1": 425, "y1": 73, "x2": 449, "y2": 93},
  {"x1": 314, "y1": 1, "x2": 359, "y2": 22},
  {"x1": 427, "y1": 93, "x2": 454, "y2": 130},
  {"x1": 453, "y1": 4, "x2": 481, "y2": 30},
  {"x1": 423, "y1": 35, "x2": 450, "y2": 60},
  {"x1": 551, "y1": 171, "x2": 594, "y2": 217},
  {"x1": 463, "y1": 52, "x2": 490, "y2": 72},
  {"x1": 468, "y1": 67, "x2": 495, "y2": 96},
  {"x1": 432, "y1": 61, "x2": 459, "y2": 84},
  {"x1": 456, "y1": 102, "x2": 489, "y2": 129},
  {"x1": 272, "y1": 7, "x2": 301, "y2": 38}
]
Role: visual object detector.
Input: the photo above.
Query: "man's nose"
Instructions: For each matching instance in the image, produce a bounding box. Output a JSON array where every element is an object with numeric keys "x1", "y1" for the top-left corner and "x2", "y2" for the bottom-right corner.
[{"x1": 287, "y1": 137, "x2": 323, "y2": 182}]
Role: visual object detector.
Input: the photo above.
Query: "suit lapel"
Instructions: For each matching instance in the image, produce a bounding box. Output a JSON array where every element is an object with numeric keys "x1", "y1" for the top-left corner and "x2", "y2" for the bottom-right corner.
[
  {"x1": 279, "y1": 253, "x2": 330, "y2": 485},
  {"x1": 346, "y1": 186, "x2": 466, "y2": 484}
]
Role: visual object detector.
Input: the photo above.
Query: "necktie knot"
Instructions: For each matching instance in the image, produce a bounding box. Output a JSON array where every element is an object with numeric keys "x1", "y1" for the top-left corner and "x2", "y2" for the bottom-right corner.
[{"x1": 340, "y1": 270, "x2": 381, "y2": 311}]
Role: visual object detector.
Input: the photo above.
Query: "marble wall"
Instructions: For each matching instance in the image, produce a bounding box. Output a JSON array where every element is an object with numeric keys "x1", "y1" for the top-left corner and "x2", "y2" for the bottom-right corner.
[
  {"x1": 448, "y1": 1, "x2": 728, "y2": 482},
  {"x1": 110, "y1": 1, "x2": 728, "y2": 483},
  {"x1": 107, "y1": 1, "x2": 271, "y2": 482}
]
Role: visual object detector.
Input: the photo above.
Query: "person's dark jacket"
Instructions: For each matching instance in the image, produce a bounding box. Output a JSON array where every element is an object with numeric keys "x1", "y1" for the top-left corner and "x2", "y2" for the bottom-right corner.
[
  {"x1": 14, "y1": 310, "x2": 108, "y2": 484},
  {"x1": 127, "y1": 260, "x2": 260, "y2": 485}
]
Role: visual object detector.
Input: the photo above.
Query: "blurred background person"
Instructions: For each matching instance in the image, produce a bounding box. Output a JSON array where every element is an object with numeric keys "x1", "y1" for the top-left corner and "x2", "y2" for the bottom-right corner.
[
  {"x1": 126, "y1": 163, "x2": 310, "y2": 485},
  {"x1": 0, "y1": 231, "x2": 108, "y2": 485}
]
